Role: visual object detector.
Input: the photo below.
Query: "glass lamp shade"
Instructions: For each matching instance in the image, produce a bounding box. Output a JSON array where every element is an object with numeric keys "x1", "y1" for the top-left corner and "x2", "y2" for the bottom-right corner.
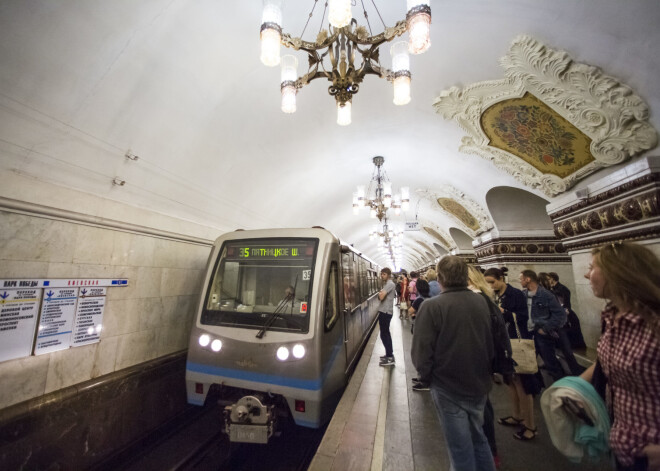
[
  {"x1": 260, "y1": 28, "x2": 281, "y2": 66},
  {"x1": 357, "y1": 185, "x2": 366, "y2": 206},
  {"x1": 280, "y1": 54, "x2": 298, "y2": 82},
  {"x1": 337, "y1": 101, "x2": 351, "y2": 126},
  {"x1": 262, "y1": 0, "x2": 283, "y2": 24},
  {"x1": 391, "y1": 41, "x2": 410, "y2": 73},
  {"x1": 281, "y1": 84, "x2": 296, "y2": 113},
  {"x1": 328, "y1": 0, "x2": 351, "y2": 28},
  {"x1": 407, "y1": 10, "x2": 431, "y2": 54},
  {"x1": 393, "y1": 75, "x2": 411, "y2": 105}
]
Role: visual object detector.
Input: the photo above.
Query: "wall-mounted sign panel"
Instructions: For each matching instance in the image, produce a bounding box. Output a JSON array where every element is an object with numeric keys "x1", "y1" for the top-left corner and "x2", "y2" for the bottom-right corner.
[
  {"x1": 0, "y1": 279, "x2": 128, "y2": 289},
  {"x1": 72, "y1": 287, "x2": 107, "y2": 346},
  {"x1": 0, "y1": 289, "x2": 42, "y2": 362},
  {"x1": 405, "y1": 221, "x2": 420, "y2": 231},
  {"x1": 35, "y1": 288, "x2": 79, "y2": 355}
]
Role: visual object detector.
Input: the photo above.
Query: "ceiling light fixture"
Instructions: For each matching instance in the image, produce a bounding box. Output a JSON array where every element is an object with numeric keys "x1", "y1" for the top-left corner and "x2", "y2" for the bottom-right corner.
[
  {"x1": 353, "y1": 156, "x2": 409, "y2": 221},
  {"x1": 260, "y1": 0, "x2": 431, "y2": 125}
]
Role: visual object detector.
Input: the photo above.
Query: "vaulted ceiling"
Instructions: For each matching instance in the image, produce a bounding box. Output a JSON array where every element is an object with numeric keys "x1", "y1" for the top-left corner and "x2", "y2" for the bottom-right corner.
[{"x1": 1, "y1": 1, "x2": 658, "y2": 269}]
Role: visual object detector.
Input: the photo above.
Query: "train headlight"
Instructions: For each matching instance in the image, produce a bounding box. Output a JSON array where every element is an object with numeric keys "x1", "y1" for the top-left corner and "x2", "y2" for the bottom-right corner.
[
  {"x1": 211, "y1": 339, "x2": 223, "y2": 352},
  {"x1": 292, "y1": 344, "x2": 306, "y2": 359},
  {"x1": 276, "y1": 346, "x2": 290, "y2": 361},
  {"x1": 199, "y1": 334, "x2": 210, "y2": 347}
]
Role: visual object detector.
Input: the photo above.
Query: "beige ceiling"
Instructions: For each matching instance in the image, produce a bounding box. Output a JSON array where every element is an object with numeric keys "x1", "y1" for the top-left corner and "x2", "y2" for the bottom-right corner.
[{"x1": 0, "y1": 0, "x2": 658, "y2": 269}]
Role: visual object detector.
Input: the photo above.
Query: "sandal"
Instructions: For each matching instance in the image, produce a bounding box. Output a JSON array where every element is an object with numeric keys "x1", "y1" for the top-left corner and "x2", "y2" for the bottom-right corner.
[
  {"x1": 497, "y1": 416, "x2": 522, "y2": 427},
  {"x1": 513, "y1": 426, "x2": 537, "y2": 441}
]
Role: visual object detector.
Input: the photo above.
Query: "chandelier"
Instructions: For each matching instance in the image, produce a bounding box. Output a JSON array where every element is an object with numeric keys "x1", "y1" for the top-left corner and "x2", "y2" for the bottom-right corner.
[
  {"x1": 353, "y1": 156, "x2": 409, "y2": 221},
  {"x1": 260, "y1": 0, "x2": 432, "y2": 125},
  {"x1": 372, "y1": 215, "x2": 404, "y2": 268}
]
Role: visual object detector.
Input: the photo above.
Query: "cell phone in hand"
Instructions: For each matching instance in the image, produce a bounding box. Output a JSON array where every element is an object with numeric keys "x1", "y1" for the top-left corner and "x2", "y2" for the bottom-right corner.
[{"x1": 560, "y1": 396, "x2": 594, "y2": 426}]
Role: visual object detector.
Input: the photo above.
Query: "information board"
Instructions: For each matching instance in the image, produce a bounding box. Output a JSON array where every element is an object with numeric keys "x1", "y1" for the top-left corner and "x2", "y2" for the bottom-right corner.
[
  {"x1": 0, "y1": 289, "x2": 42, "y2": 362},
  {"x1": 35, "y1": 288, "x2": 79, "y2": 355},
  {"x1": 405, "y1": 221, "x2": 420, "y2": 231},
  {"x1": 72, "y1": 287, "x2": 107, "y2": 346}
]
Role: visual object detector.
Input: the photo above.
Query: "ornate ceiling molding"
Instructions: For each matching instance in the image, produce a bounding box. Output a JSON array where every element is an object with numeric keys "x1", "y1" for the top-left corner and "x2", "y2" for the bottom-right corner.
[
  {"x1": 415, "y1": 217, "x2": 454, "y2": 250},
  {"x1": 433, "y1": 35, "x2": 658, "y2": 196},
  {"x1": 417, "y1": 187, "x2": 494, "y2": 236}
]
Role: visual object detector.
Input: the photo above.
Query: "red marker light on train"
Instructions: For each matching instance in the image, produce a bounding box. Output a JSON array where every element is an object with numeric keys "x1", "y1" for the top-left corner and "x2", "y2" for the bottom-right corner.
[
  {"x1": 295, "y1": 400, "x2": 306, "y2": 413},
  {"x1": 305, "y1": 246, "x2": 314, "y2": 256}
]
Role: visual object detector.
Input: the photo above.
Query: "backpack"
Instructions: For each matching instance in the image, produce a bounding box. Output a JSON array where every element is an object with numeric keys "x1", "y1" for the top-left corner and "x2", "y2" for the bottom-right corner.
[
  {"x1": 395, "y1": 282, "x2": 402, "y2": 296},
  {"x1": 479, "y1": 293, "x2": 515, "y2": 377}
]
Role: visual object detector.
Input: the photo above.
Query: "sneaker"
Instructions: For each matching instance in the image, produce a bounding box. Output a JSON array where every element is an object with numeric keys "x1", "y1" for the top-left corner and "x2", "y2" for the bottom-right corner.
[
  {"x1": 412, "y1": 377, "x2": 420, "y2": 383},
  {"x1": 379, "y1": 356, "x2": 395, "y2": 366},
  {"x1": 380, "y1": 355, "x2": 394, "y2": 361},
  {"x1": 412, "y1": 381, "x2": 430, "y2": 391}
]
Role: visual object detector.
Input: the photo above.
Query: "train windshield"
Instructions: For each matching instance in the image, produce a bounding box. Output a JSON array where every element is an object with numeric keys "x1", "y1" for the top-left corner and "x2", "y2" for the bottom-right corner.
[{"x1": 201, "y1": 238, "x2": 318, "y2": 333}]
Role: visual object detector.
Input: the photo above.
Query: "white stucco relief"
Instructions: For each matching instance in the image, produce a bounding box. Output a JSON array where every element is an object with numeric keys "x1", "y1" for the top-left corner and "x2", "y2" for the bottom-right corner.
[
  {"x1": 433, "y1": 35, "x2": 658, "y2": 196},
  {"x1": 416, "y1": 188, "x2": 494, "y2": 237}
]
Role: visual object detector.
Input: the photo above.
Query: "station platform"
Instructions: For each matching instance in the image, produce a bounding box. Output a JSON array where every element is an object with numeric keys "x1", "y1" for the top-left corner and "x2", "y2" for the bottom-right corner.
[{"x1": 309, "y1": 307, "x2": 610, "y2": 471}]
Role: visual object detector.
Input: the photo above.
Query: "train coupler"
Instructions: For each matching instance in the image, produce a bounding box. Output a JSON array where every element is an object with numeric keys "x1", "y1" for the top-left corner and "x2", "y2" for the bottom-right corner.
[{"x1": 223, "y1": 395, "x2": 276, "y2": 444}]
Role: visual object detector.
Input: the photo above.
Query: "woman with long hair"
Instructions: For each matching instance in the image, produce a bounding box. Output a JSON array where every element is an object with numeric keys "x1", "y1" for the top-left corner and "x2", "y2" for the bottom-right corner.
[
  {"x1": 467, "y1": 266, "x2": 504, "y2": 468},
  {"x1": 582, "y1": 242, "x2": 660, "y2": 470},
  {"x1": 484, "y1": 267, "x2": 543, "y2": 442}
]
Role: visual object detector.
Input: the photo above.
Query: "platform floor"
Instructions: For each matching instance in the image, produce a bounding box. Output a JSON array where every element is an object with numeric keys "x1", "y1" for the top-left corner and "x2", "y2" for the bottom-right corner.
[{"x1": 309, "y1": 307, "x2": 611, "y2": 471}]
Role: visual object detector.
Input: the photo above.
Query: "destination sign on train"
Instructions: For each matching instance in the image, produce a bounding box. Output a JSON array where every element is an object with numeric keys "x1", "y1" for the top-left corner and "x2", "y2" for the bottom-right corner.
[{"x1": 238, "y1": 247, "x2": 301, "y2": 258}]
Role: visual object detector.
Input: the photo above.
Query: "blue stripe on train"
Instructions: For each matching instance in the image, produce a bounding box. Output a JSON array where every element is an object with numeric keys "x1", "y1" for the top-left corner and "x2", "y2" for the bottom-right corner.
[{"x1": 187, "y1": 361, "x2": 323, "y2": 390}]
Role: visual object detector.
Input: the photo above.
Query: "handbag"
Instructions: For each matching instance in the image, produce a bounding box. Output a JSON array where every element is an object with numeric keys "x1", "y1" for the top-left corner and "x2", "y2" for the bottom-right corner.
[
  {"x1": 400, "y1": 300, "x2": 408, "y2": 310},
  {"x1": 510, "y1": 313, "x2": 538, "y2": 374}
]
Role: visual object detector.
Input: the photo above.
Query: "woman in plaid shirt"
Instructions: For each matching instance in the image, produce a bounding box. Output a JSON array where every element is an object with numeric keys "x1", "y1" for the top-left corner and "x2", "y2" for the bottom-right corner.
[{"x1": 582, "y1": 242, "x2": 660, "y2": 470}]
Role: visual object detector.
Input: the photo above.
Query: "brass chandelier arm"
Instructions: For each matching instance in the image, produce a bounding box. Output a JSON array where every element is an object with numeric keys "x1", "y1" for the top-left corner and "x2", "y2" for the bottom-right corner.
[{"x1": 342, "y1": 19, "x2": 408, "y2": 46}]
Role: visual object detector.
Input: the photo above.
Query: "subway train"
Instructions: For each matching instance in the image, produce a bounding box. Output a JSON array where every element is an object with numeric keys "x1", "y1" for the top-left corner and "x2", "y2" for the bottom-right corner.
[{"x1": 185, "y1": 228, "x2": 382, "y2": 444}]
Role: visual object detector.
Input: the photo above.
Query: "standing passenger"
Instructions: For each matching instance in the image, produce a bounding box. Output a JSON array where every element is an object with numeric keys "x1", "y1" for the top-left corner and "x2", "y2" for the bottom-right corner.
[
  {"x1": 484, "y1": 267, "x2": 542, "y2": 442},
  {"x1": 412, "y1": 256, "x2": 496, "y2": 471},
  {"x1": 400, "y1": 273, "x2": 409, "y2": 319},
  {"x1": 519, "y1": 270, "x2": 583, "y2": 381},
  {"x1": 548, "y1": 272, "x2": 587, "y2": 349},
  {"x1": 581, "y1": 242, "x2": 660, "y2": 470},
  {"x1": 426, "y1": 268, "x2": 442, "y2": 297},
  {"x1": 378, "y1": 268, "x2": 396, "y2": 367}
]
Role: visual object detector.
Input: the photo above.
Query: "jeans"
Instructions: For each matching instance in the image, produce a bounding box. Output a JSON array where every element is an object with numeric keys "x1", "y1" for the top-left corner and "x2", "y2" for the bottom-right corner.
[
  {"x1": 535, "y1": 329, "x2": 584, "y2": 381},
  {"x1": 378, "y1": 311, "x2": 393, "y2": 357},
  {"x1": 482, "y1": 397, "x2": 496, "y2": 456},
  {"x1": 430, "y1": 385, "x2": 496, "y2": 471},
  {"x1": 554, "y1": 328, "x2": 586, "y2": 376}
]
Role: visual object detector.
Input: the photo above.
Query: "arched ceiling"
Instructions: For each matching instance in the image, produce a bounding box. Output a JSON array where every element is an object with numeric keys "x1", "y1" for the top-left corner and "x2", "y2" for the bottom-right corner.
[
  {"x1": 486, "y1": 187, "x2": 553, "y2": 232},
  {"x1": 0, "y1": 1, "x2": 658, "y2": 270}
]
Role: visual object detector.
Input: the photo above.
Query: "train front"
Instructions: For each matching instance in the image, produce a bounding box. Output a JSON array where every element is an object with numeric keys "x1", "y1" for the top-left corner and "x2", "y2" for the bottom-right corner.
[{"x1": 185, "y1": 231, "x2": 330, "y2": 444}]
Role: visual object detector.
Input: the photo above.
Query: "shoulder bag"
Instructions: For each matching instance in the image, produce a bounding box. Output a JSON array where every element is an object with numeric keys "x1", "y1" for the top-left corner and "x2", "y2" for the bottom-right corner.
[{"x1": 510, "y1": 312, "x2": 539, "y2": 374}]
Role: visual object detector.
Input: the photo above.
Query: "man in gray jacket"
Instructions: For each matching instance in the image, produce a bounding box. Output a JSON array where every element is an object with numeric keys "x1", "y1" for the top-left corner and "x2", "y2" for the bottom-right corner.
[{"x1": 412, "y1": 256, "x2": 495, "y2": 471}]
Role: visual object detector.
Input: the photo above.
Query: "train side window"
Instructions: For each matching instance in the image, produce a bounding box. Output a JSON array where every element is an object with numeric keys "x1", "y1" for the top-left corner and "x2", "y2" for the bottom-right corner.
[
  {"x1": 341, "y1": 252, "x2": 354, "y2": 311},
  {"x1": 324, "y1": 262, "x2": 339, "y2": 330}
]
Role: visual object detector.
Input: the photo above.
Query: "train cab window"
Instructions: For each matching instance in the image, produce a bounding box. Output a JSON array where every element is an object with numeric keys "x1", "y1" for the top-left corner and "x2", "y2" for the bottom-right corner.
[
  {"x1": 324, "y1": 262, "x2": 339, "y2": 330},
  {"x1": 201, "y1": 238, "x2": 317, "y2": 333}
]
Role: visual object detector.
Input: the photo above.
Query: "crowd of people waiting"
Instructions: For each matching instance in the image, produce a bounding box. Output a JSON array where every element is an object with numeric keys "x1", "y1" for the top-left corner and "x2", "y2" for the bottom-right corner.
[{"x1": 375, "y1": 241, "x2": 659, "y2": 471}]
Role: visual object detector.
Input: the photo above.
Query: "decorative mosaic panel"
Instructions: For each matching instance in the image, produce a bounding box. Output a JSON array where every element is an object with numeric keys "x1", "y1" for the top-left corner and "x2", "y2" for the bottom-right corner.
[
  {"x1": 481, "y1": 93, "x2": 594, "y2": 179},
  {"x1": 436, "y1": 198, "x2": 480, "y2": 232}
]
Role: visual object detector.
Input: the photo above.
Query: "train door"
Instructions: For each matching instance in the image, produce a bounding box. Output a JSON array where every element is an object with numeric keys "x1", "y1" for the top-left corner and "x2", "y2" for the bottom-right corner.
[{"x1": 341, "y1": 250, "x2": 359, "y2": 369}]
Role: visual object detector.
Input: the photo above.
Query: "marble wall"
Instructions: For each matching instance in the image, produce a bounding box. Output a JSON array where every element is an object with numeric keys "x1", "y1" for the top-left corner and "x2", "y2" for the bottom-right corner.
[{"x1": 0, "y1": 210, "x2": 214, "y2": 410}]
